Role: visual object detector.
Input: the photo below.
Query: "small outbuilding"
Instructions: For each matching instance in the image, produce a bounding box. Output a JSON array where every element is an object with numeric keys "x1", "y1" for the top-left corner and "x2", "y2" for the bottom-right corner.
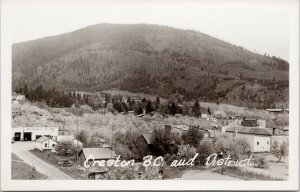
[{"x1": 35, "y1": 136, "x2": 57, "y2": 151}]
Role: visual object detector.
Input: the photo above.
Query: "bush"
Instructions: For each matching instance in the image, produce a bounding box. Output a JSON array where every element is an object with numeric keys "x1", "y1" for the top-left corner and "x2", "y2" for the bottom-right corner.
[
  {"x1": 151, "y1": 129, "x2": 180, "y2": 156},
  {"x1": 181, "y1": 126, "x2": 204, "y2": 147},
  {"x1": 214, "y1": 136, "x2": 251, "y2": 160},
  {"x1": 55, "y1": 141, "x2": 77, "y2": 156},
  {"x1": 177, "y1": 145, "x2": 197, "y2": 160},
  {"x1": 197, "y1": 138, "x2": 215, "y2": 165},
  {"x1": 271, "y1": 140, "x2": 288, "y2": 161},
  {"x1": 253, "y1": 155, "x2": 269, "y2": 169},
  {"x1": 114, "y1": 130, "x2": 149, "y2": 161}
]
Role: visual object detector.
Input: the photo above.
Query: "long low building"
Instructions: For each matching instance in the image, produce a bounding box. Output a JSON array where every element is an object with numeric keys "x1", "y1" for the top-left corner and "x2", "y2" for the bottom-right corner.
[
  {"x1": 223, "y1": 126, "x2": 272, "y2": 152},
  {"x1": 12, "y1": 127, "x2": 59, "y2": 141}
]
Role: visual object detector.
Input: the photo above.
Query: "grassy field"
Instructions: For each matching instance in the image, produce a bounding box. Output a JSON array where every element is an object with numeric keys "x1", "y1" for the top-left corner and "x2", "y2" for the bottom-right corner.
[
  {"x1": 11, "y1": 153, "x2": 47, "y2": 180},
  {"x1": 29, "y1": 149, "x2": 87, "y2": 180}
]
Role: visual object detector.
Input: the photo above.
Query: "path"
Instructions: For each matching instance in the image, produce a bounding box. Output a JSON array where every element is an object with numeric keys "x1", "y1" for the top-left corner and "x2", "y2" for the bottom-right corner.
[{"x1": 12, "y1": 142, "x2": 73, "y2": 180}]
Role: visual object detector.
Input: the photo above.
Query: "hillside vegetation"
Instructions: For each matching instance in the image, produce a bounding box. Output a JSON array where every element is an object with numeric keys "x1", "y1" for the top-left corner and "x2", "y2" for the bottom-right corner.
[{"x1": 12, "y1": 24, "x2": 289, "y2": 108}]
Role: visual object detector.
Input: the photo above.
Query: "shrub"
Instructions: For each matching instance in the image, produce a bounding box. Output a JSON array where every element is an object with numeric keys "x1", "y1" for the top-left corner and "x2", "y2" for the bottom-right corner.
[
  {"x1": 271, "y1": 140, "x2": 288, "y2": 161},
  {"x1": 197, "y1": 138, "x2": 215, "y2": 165},
  {"x1": 253, "y1": 155, "x2": 269, "y2": 169},
  {"x1": 181, "y1": 126, "x2": 204, "y2": 147},
  {"x1": 177, "y1": 144, "x2": 197, "y2": 160},
  {"x1": 214, "y1": 136, "x2": 251, "y2": 160},
  {"x1": 114, "y1": 130, "x2": 149, "y2": 161},
  {"x1": 151, "y1": 129, "x2": 180, "y2": 156},
  {"x1": 55, "y1": 141, "x2": 77, "y2": 156}
]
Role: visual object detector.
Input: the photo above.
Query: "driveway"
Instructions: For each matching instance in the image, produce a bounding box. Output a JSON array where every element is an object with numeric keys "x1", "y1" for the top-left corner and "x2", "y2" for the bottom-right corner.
[{"x1": 12, "y1": 141, "x2": 73, "y2": 180}]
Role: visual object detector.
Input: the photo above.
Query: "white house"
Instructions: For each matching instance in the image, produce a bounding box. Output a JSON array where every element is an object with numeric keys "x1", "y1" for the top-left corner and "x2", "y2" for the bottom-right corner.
[
  {"x1": 57, "y1": 135, "x2": 83, "y2": 148},
  {"x1": 12, "y1": 127, "x2": 59, "y2": 141},
  {"x1": 223, "y1": 126, "x2": 272, "y2": 152},
  {"x1": 35, "y1": 136, "x2": 57, "y2": 151}
]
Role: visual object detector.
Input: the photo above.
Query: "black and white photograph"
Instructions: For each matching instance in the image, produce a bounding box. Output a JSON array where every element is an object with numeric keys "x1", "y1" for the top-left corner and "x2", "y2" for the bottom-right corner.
[{"x1": 1, "y1": 0, "x2": 299, "y2": 191}]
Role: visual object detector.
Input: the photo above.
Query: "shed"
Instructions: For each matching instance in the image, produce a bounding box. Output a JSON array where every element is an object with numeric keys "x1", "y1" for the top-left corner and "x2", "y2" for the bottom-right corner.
[{"x1": 35, "y1": 136, "x2": 57, "y2": 151}]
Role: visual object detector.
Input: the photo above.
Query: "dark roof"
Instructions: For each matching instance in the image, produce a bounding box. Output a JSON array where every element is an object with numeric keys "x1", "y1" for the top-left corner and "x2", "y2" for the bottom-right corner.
[
  {"x1": 226, "y1": 127, "x2": 272, "y2": 136},
  {"x1": 142, "y1": 133, "x2": 152, "y2": 144},
  {"x1": 79, "y1": 148, "x2": 116, "y2": 160},
  {"x1": 266, "y1": 109, "x2": 283, "y2": 112},
  {"x1": 241, "y1": 119, "x2": 258, "y2": 127}
]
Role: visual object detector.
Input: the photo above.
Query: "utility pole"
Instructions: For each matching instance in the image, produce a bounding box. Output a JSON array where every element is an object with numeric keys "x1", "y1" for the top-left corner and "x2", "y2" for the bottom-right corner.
[{"x1": 76, "y1": 118, "x2": 79, "y2": 148}]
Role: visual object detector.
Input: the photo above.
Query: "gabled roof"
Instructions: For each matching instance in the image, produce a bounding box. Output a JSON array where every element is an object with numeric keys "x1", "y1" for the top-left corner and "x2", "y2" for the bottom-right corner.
[
  {"x1": 36, "y1": 136, "x2": 56, "y2": 143},
  {"x1": 226, "y1": 127, "x2": 272, "y2": 136},
  {"x1": 79, "y1": 148, "x2": 116, "y2": 160}
]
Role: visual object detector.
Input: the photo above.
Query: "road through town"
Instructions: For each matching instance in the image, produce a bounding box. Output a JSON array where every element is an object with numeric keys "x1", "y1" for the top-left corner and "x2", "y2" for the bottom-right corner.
[{"x1": 12, "y1": 142, "x2": 73, "y2": 180}]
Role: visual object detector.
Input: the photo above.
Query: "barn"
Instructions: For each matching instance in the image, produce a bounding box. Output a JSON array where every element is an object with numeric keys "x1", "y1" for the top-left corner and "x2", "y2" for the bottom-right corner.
[
  {"x1": 12, "y1": 127, "x2": 58, "y2": 141},
  {"x1": 35, "y1": 136, "x2": 57, "y2": 151}
]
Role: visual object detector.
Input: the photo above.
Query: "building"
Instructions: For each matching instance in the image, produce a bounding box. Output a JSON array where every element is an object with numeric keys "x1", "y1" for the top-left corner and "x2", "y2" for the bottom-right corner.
[
  {"x1": 223, "y1": 126, "x2": 272, "y2": 152},
  {"x1": 77, "y1": 148, "x2": 116, "y2": 166},
  {"x1": 164, "y1": 124, "x2": 189, "y2": 137},
  {"x1": 201, "y1": 113, "x2": 208, "y2": 119},
  {"x1": 12, "y1": 127, "x2": 59, "y2": 141},
  {"x1": 12, "y1": 92, "x2": 25, "y2": 101},
  {"x1": 87, "y1": 167, "x2": 109, "y2": 180},
  {"x1": 239, "y1": 117, "x2": 266, "y2": 128},
  {"x1": 57, "y1": 135, "x2": 83, "y2": 148},
  {"x1": 35, "y1": 136, "x2": 57, "y2": 151}
]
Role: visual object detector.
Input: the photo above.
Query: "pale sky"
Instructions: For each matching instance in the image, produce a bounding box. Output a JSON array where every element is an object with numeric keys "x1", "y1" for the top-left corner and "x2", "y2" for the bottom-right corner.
[{"x1": 9, "y1": 0, "x2": 293, "y2": 61}]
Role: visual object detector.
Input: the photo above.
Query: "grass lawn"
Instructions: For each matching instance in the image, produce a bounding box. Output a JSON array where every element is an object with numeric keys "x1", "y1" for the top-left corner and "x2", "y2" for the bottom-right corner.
[
  {"x1": 11, "y1": 153, "x2": 47, "y2": 180},
  {"x1": 29, "y1": 149, "x2": 87, "y2": 179},
  {"x1": 212, "y1": 166, "x2": 283, "y2": 181}
]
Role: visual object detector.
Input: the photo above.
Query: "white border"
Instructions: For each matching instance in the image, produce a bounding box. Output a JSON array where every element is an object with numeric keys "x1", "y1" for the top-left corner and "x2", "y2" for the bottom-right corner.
[{"x1": 1, "y1": 0, "x2": 299, "y2": 191}]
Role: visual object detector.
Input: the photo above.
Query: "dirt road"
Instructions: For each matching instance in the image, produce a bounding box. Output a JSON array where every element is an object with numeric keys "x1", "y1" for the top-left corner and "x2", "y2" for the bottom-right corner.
[{"x1": 12, "y1": 142, "x2": 73, "y2": 180}]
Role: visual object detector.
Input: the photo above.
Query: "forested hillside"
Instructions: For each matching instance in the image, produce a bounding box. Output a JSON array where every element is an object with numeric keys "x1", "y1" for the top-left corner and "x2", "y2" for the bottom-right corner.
[{"x1": 12, "y1": 24, "x2": 289, "y2": 108}]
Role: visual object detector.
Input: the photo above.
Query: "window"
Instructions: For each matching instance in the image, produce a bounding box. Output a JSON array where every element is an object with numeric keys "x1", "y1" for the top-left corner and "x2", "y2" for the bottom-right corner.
[
  {"x1": 45, "y1": 143, "x2": 47, "y2": 147},
  {"x1": 267, "y1": 141, "x2": 269, "y2": 145},
  {"x1": 52, "y1": 144, "x2": 55, "y2": 147},
  {"x1": 257, "y1": 142, "x2": 259, "y2": 145}
]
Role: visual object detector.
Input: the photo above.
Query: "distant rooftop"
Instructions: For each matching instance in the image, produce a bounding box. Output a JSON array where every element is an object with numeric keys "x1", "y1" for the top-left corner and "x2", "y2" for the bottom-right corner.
[
  {"x1": 226, "y1": 126, "x2": 272, "y2": 136},
  {"x1": 79, "y1": 148, "x2": 116, "y2": 160}
]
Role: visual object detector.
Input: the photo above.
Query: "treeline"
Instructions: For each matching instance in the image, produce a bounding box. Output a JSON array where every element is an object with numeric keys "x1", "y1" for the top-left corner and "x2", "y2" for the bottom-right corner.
[{"x1": 16, "y1": 84, "x2": 93, "y2": 108}]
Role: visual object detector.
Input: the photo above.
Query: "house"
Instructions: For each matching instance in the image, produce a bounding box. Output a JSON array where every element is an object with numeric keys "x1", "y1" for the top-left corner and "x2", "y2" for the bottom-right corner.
[
  {"x1": 35, "y1": 136, "x2": 57, "y2": 151},
  {"x1": 87, "y1": 167, "x2": 109, "y2": 180},
  {"x1": 57, "y1": 135, "x2": 83, "y2": 148},
  {"x1": 223, "y1": 126, "x2": 272, "y2": 152},
  {"x1": 12, "y1": 127, "x2": 59, "y2": 141},
  {"x1": 164, "y1": 124, "x2": 189, "y2": 137},
  {"x1": 266, "y1": 127, "x2": 289, "y2": 146},
  {"x1": 240, "y1": 117, "x2": 266, "y2": 128},
  {"x1": 77, "y1": 148, "x2": 117, "y2": 166}
]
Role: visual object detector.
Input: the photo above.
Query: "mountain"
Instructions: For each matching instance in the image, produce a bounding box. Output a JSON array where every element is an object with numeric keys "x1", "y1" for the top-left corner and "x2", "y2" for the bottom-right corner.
[{"x1": 12, "y1": 23, "x2": 289, "y2": 108}]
